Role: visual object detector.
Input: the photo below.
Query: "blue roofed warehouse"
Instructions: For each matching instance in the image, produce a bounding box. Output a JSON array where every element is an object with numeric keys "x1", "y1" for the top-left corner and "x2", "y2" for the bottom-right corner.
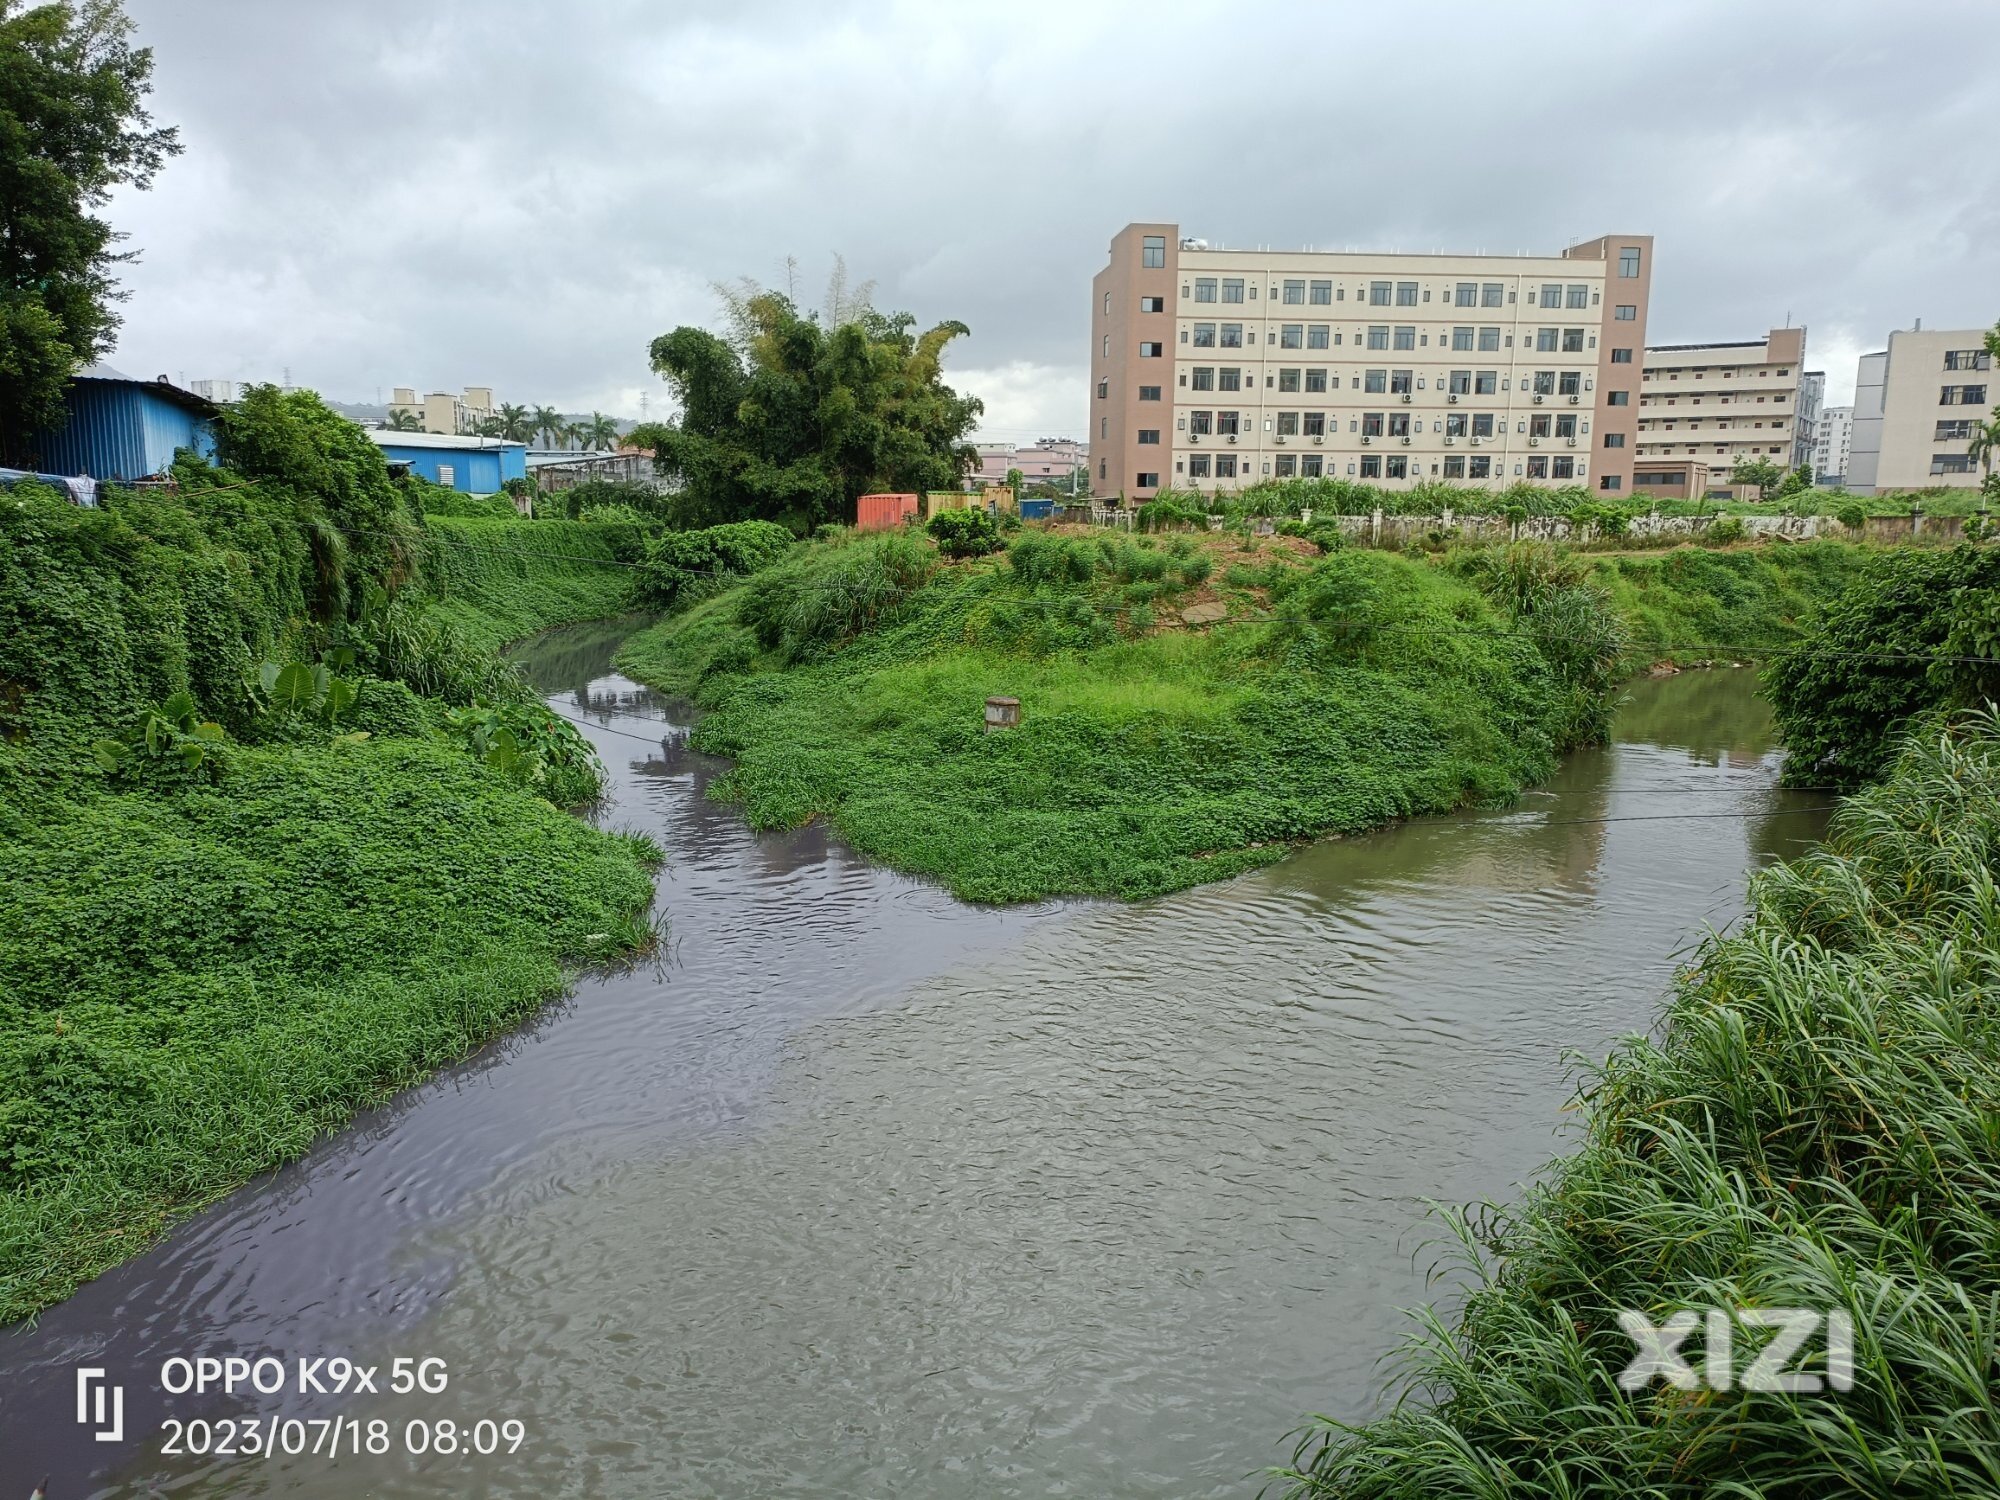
[
  {"x1": 365, "y1": 430, "x2": 527, "y2": 493},
  {"x1": 27, "y1": 363, "x2": 218, "y2": 481}
]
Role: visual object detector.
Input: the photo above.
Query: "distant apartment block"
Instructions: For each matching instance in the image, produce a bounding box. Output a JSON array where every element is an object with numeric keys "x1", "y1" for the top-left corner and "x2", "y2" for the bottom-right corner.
[
  {"x1": 1813, "y1": 404, "x2": 1853, "y2": 486},
  {"x1": 1089, "y1": 223, "x2": 1653, "y2": 501},
  {"x1": 1631, "y1": 329, "x2": 1808, "y2": 498},
  {"x1": 390, "y1": 385, "x2": 496, "y2": 435},
  {"x1": 1845, "y1": 327, "x2": 1995, "y2": 494},
  {"x1": 1796, "y1": 370, "x2": 1824, "y2": 470},
  {"x1": 973, "y1": 437, "x2": 1088, "y2": 486}
]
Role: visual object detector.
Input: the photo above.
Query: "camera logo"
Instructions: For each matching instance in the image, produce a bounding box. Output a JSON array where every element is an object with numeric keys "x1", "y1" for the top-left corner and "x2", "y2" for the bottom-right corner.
[{"x1": 76, "y1": 1367, "x2": 124, "y2": 1442}]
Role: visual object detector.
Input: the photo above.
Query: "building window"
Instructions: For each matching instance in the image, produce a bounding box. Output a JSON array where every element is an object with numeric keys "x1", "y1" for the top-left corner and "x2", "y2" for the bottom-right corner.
[
  {"x1": 1282, "y1": 279, "x2": 1306, "y2": 304},
  {"x1": 1443, "y1": 455, "x2": 1466, "y2": 479},
  {"x1": 1276, "y1": 411, "x2": 1299, "y2": 436},
  {"x1": 1445, "y1": 412, "x2": 1467, "y2": 437},
  {"x1": 1533, "y1": 370, "x2": 1556, "y2": 396},
  {"x1": 1607, "y1": 389, "x2": 1629, "y2": 406},
  {"x1": 1388, "y1": 413, "x2": 1411, "y2": 437},
  {"x1": 1386, "y1": 455, "x2": 1409, "y2": 478},
  {"x1": 1562, "y1": 328, "x2": 1586, "y2": 353},
  {"x1": 1141, "y1": 236, "x2": 1165, "y2": 267},
  {"x1": 1195, "y1": 278, "x2": 1218, "y2": 303},
  {"x1": 1301, "y1": 455, "x2": 1323, "y2": 477},
  {"x1": 1369, "y1": 281, "x2": 1392, "y2": 306},
  {"x1": 1138, "y1": 385, "x2": 1161, "y2": 401},
  {"x1": 1309, "y1": 280, "x2": 1332, "y2": 305},
  {"x1": 1303, "y1": 411, "x2": 1326, "y2": 437},
  {"x1": 1613, "y1": 304, "x2": 1637, "y2": 322},
  {"x1": 1367, "y1": 326, "x2": 1390, "y2": 350},
  {"x1": 1393, "y1": 326, "x2": 1416, "y2": 350},
  {"x1": 1096, "y1": 380, "x2": 1107, "y2": 399},
  {"x1": 1527, "y1": 455, "x2": 1550, "y2": 478},
  {"x1": 1191, "y1": 323, "x2": 1216, "y2": 348},
  {"x1": 1098, "y1": 459, "x2": 1105, "y2": 479},
  {"x1": 1944, "y1": 349, "x2": 1993, "y2": 370},
  {"x1": 1390, "y1": 370, "x2": 1413, "y2": 395},
  {"x1": 1471, "y1": 413, "x2": 1495, "y2": 438},
  {"x1": 1364, "y1": 369, "x2": 1387, "y2": 394},
  {"x1": 1215, "y1": 455, "x2": 1237, "y2": 478},
  {"x1": 1564, "y1": 284, "x2": 1588, "y2": 309},
  {"x1": 1188, "y1": 453, "x2": 1211, "y2": 478},
  {"x1": 1100, "y1": 416, "x2": 1107, "y2": 438},
  {"x1": 1477, "y1": 327, "x2": 1501, "y2": 353},
  {"x1": 1475, "y1": 371, "x2": 1497, "y2": 396},
  {"x1": 1280, "y1": 324, "x2": 1303, "y2": 349},
  {"x1": 1137, "y1": 429, "x2": 1160, "y2": 445},
  {"x1": 1305, "y1": 369, "x2": 1328, "y2": 392},
  {"x1": 1277, "y1": 368, "x2": 1300, "y2": 393},
  {"x1": 1611, "y1": 348, "x2": 1633, "y2": 364},
  {"x1": 1219, "y1": 368, "x2": 1241, "y2": 392},
  {"x1": 1217, "y1": 411, "x2": 1240, "y2": 437},
  {"x1": 1940, "y1": 384, "x2": 1988, "y2": 405},
  {"x1": 1274, "y1": 454, "x2": 1296, "y2": 477},
  {"x1": 1449, "y1": 369, "x2": 1471, "y2": 395},
  {"x1": 1360, "y1": 454, "x2": 1382, "y2": 478},
  {"x1": 1140, "y1": 295, "x2": 1165, "y2": 312},
  {"x1": 1361, "y1": 412, "x2": 1384, "y2": 437},
  {"x1": 1931, "y1": 453, "x2": 1975, "y2": 474},
  {"x1": 1618, "y1": 247, "x2": 1641, "y2": 277},
  {"x1": 1220, "y1": 323, "x2": 1243, "y2": 349},
  {"x1": 1396, "y1": 281, "x2": 1418, "y2": 307},
  {"x1": 1455, "y1": 282, "x2": 1478, "y2": 307},
  {"x1": 1191, "y1": 367, "x2": 1214, "y2": 391},
  {"x1": 437, "y1": 463, "x2": 455, "y2": 486},
  {"x1": 1452, "y1": 327, "x2": 1474, "y2": 352},
  {"x1": 1535, "y1": 328, "x2": 1558, "y2": 353},
  {"x1": 1136, "y1": 471, "x2": 1159, "y2": 487},
  {"x1": 1602, "y1": 431, "x2": 1624, "y2": 448},
  {"x1": 1937, "y1": 419, "x2": 1976, "y2": 440},
  {"x1": 1469, "y1": 454, "x2": 1492, "y2": 479},
  {"x1": 1531, "y1": 414, "x2": 1552, "y2": 438},
  {"x1": 1599, "y1": 474, "x2": 1623, "y2": 491},
  {"x1": 1222, "y1": 278, "x2": 1245, "y2": 303},
  {"x1": 1559, "y1": 371, "x2": 1581, "y2": 396},
  {"x1": 1482, "y1": 283, "x2": 1504, "y2": 307},
  {"x1": 1139, "y1": 342, "x2": 1163, "y2": 357},
  {"x1": 1307, "y1": 324, "x2": 1329, "y2": 349},
  {"x1": 1537, "y1": 284, "x2": 1561, "y2": 309},
  {"x1": 1188, "y1": 410, "x2": 1213, "y2": 435}
]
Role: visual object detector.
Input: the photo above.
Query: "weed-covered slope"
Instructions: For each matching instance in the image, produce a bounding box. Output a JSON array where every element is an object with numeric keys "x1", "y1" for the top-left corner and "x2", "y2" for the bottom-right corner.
[
  {"x1": 619, "y1": 530, "x2": 1611, "y2": 902},
  {"x1": 1274, "y1": 707, "x2": 2000, "y2": 1497}
]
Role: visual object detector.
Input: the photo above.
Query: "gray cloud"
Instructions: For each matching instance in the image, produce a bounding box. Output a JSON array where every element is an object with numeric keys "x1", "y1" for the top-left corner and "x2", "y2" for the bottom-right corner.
[{"x1": 106, "y1": 0, "x2": 2000, "y2": 438}]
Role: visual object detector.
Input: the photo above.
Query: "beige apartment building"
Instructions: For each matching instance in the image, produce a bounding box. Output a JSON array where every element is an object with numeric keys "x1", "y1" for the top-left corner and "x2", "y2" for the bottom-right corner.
[
  {"x1": 1846, "y1": 326, "x2": 1995, "y2": 494},
  {"x1": 1631, "y1": 329, "x2": 1809, "y2": 498},
  {"x1": 389, "y1": 385, "x2": 496, "y2": 435},
  {"x1": 1089, "y1": 223, "x2": 1653, "y2": 501}
]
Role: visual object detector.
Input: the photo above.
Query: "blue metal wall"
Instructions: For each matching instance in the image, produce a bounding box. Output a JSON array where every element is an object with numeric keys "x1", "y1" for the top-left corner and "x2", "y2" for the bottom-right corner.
[
  {"x1": 34, "y1": 381, "x2": 215, "y2": 481},
  {"x1": 374, "y1": 442, "x2": 525, "y2": 493}
]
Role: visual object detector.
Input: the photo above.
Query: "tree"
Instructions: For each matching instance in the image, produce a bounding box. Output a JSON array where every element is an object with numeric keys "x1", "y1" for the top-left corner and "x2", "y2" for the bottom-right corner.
[
  {"x1": 582, "y1": 412, "x2": 619, "y2": 451},
  {"x1": 1005, "y1": 466, "x2": 1024, "y2": 496},
  {"x1": 493, "y1": 402, "x2": 534, "y2": 442},
  {"x1": 530, "y1": 405, "x2": 564, "y2": 447},
  {"x1": 626, "y1": 283, "x2": 982, "y2": 531},
  {"x1": 1971, "y1": 414, "x2": 2000, "y2": 504},
  {"x1": 383, "y1": 408, "x2": 424, "y2": 432},
  {"x1": 1729, "y1": 455, "x2": 1784, "y2": 498},
  {"x1": 0, "y1": 0, "x2": 181, "y2": 455}
]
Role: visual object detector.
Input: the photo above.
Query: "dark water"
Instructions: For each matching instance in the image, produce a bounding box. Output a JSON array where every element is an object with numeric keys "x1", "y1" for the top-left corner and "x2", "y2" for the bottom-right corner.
[{"x1": 0, "y1": 630, "x2": 1828, "y2": 1498}]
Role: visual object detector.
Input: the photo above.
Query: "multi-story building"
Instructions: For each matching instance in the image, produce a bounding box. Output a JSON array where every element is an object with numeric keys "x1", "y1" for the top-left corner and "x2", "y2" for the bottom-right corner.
[
  {"x1": 187, "y1": 378, "x2": 247, "y2": 404},
  {"x1": 1631, "y1": 329, "x2": 1808, "y2": 498},
  {"x1": 1844, "y1": 326, "x2": 1995, "y2": 494},
  {"x1": 1089, "y1": 223, "x2": 1654, "y2": 501},
  {"x1": 389, "y1": 385, "x2": 497, "y2": 435},
  {"x1": 1813, "y1": 404, "x2": 1854, "y2": 486},
  {"x1": 972, "y1": 438, "x2": 1088, "y2": 487},
  {"x1": 1796, "y1": 370, "x2": 1824, "y2": 470}
]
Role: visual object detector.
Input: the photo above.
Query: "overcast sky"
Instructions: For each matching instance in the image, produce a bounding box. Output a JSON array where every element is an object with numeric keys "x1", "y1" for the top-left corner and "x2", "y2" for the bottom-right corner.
[{"x1": 106, "y1": 0, "x2": 2000, "y2": 442}]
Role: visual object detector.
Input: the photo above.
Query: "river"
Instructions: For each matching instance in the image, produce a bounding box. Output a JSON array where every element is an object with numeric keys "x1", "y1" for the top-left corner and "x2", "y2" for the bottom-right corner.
[{"x1": 0, "y1": 622, "x2": 1830, "y2": 1498}]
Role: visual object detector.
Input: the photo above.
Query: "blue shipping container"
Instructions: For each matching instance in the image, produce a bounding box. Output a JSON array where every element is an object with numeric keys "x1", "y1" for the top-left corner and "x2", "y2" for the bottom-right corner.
[{"x1": 1018, "y1": 498, "x2": 1055, "y2": 520}]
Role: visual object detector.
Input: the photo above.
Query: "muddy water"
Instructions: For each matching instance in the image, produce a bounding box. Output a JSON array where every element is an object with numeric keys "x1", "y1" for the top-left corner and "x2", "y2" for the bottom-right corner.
[{"x1": 0, "y1": 626, "x2": 1828, "y2": 1498}]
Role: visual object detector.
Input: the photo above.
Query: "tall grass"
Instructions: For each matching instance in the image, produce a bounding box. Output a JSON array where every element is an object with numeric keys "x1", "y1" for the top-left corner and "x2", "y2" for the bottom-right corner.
[{"x1": 1273, "y1": 708, "x2": 2000, "y2": 1497}]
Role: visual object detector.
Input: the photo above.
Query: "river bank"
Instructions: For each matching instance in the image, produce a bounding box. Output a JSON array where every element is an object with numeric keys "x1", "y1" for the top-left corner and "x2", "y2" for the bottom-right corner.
[
  {"x1": 0, "y1": 630, "x2": 1827, "y2": 1498},
  {"x1": 615, "y1": 530, "x2": 1864, "y2": 902}
]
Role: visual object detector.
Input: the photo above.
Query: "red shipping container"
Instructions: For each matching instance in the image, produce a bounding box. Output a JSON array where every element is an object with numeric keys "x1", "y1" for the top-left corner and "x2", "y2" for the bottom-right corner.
[{"x1": 856, "y1": 492, "x2": 919, "y2": 531}]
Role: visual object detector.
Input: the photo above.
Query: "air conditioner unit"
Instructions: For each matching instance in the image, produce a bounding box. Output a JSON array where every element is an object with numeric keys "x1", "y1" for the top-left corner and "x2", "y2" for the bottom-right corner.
[
  {"x1": 1275, "y1": 435, "x2": 1286, "y2": 444},
  {"x1": 1444, "y1": 436, "x2": 1456, "y2": 446},
  {"x1": 1227, "y1": 434, "x2": 1237, "y2": 443},
  {"x1": 1569, "y1": 395, "x2": 1580, "y2": 404},
  {"x1": 1470, "y1": 437, "x2": 1483, "y2": 446},
  {"x1": 1361, "y1": 435, "x2": 1373, "y2": 445},
  {"x1": 1312, "y1": 435, "x2": 1324, "y2": 445},
  {"x1": 1529, "y1": 437, "x2": 1541, "y2": 447},
  {"x1": 1189, "y1": 433, "x2": 1201, "y2": 443},
  {"x1": 1566, "y1": 438, "x2": 1577, "y2": 447},
  {"x1": 1533, "y1": 394, "x2": 1545, "y2": 404},
  {"x1": 1401, "y1": 436, "x2": 1412, "y2": 446},
  {"x1": 1448, "y1": 393, "x2": 1459, "y2": 403},
  {"x1": 1400, "y1": 393, "x2": 1412, "y2": 403}
]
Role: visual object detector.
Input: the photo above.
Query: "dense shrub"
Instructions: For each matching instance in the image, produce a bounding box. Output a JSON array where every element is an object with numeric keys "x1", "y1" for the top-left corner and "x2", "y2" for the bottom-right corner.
[
  {"x1": 1765, "y1": 544, "x2": 2000, "y2": 787},
  {"x1": 638, "y1": 519, "x2": 796, "y2": 608},
  {"x1": 926, "y1": 505, "x2": 1001, "y2": 557},
  {"x1": 737, "y1": 531, "x2": 938, "y2": 662}
]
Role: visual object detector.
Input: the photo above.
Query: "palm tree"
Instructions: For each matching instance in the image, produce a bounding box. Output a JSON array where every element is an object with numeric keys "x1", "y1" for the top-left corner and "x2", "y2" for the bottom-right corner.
[
  {"x1": 383, "y1": 408, "x2": 423, "y2": 432},
  {"x1": 530, "y1": 405, "x2": 564, "y2": 448},
  {"x1": 473, "y1": 416, "x2": 505, "y2": 438},
  {"x1": 1970, "y1": 414, "x2": 2000, "y2": 503},
  {"x1": 583, "y1": 412, "x2": 619, "y2": 451},
  {"x1": 495, "y1": 403, "x2": 534, "y2": 443}
]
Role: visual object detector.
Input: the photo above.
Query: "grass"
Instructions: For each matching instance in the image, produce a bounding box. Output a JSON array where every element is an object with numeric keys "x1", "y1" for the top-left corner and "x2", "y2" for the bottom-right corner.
[
  {"x1": 1270, "y1": 706, "x2": 2000, "y2": 1497},
  {"x1": 0, "y1": 456, "x2": 659, "y2": 1322},
  {"x1": 1581, "y1": 542, "x2": 1871, "y2": 666},
  {"x1": 619, "y1": 530, "x2": 1639, "y2": 903}
]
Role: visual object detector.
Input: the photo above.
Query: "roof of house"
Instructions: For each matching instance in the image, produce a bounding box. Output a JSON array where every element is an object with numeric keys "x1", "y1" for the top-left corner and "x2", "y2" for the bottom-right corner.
[
  {"x1": 364, "y1": 430, "x2": 525, "y2": 452},
  {"x1": 72, "y1": 362, "x2": 220, "y2": 418}
]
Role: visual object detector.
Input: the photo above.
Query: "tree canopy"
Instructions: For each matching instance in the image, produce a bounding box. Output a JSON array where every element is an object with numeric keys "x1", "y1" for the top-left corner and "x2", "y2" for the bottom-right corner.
[
  {"x1": 626, "y1": 285, "x2": 982, "y2": 532},
  {"x1": 0, "y1": 0, "x2": 179, "y2": 451}
]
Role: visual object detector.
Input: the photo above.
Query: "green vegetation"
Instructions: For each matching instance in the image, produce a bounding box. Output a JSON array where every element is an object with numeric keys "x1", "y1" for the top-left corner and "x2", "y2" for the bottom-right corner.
[
  {"x1": 619, "y1": 530, "x2": 1627, "y2": 902},
  {"x1": 1578, "y1": 542, "x2": 1869, "y2": 667},
  {"x1": 636, "y1": 518, "x2": 796, "y2": 609},
  {"x1": 1273, "y1": 706, "x2": 2000, "y2": 1497},
  {"x1": 1766, "y1": 544, "x2": 2000, "y2": 789},
  {"x1": 926, "y1": 505, "x2": 1001, "y2": 557},
  {"x1": 0, "y1": 388, "x2": 657, "y2": 1320},
  {"x1": 0, "y1": 0, "x2": 180, "y2": 447},
  {"x1": 624, "y1": 271, "x2": 983, "y2": 531}
]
